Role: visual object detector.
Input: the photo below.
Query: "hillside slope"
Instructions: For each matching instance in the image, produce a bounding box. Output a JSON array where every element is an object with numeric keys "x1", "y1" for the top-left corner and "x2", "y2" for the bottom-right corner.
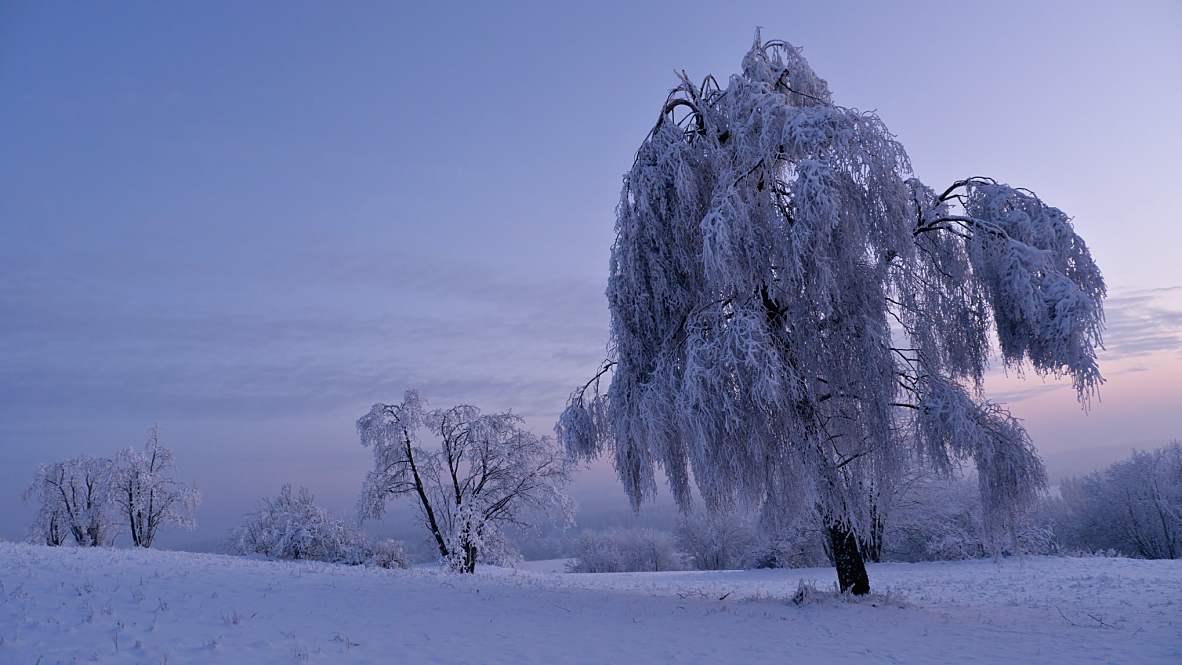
[{"x1": 1, "y1": 543, "x2": 1178, "y2": 663}]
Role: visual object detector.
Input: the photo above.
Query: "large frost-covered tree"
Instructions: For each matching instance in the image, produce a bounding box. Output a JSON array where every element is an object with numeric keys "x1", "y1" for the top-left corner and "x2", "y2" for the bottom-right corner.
[
  {"x1": 113, "y1": 425, "x2": 201, "y2": 548},
  {"x1": 557, "y1": 34, "x2": 1105, "y2": 594},
  {"x1": 358, "y1": 390, "x2": 575, "y2": 573}
]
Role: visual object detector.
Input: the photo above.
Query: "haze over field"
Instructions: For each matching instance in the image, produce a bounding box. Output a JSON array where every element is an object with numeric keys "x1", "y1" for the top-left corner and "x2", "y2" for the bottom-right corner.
[{"x1": 1, "y1": 1, "x2": 1180, "y2": 550}]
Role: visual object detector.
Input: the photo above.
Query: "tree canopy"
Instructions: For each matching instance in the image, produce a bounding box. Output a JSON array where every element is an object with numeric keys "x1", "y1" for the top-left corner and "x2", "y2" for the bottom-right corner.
[
  {"x1": 23, "y1": 426, "x2": 200, "y2": 549},
  {"x1": 557, "y1": 33, "x2": 1105, "y2": 592},
  {"x1": 358, "y1": 390, "x2": 575, "y2": 572},
  {"x1": 114, "y1": 425, "x2": 201, "y2": 548}
]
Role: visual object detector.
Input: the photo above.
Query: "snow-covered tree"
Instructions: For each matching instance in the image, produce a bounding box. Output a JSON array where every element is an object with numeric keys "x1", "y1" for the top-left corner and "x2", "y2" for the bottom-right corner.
[
  {"x1": 357, "y1": 389, "x2": 575, "y2": 573},
  {"x1": 231, "y1": 484, "x2": 350, "y2": 560},
  {"x1": 1057, "y1": 442, "x2": 1182, "y2": 559},
  {"x1": 23, "y1": 455, "x2": 117, "y2": 547},
  {"x1": 557, "y1": 33, "x2": 1105, "y2": 593},
  {"x1": 113, "y1": 425, "x2": 201, "y2": 548},
  {"x1": 229, "y1": 484, "x2": 409, "y2": 567}
]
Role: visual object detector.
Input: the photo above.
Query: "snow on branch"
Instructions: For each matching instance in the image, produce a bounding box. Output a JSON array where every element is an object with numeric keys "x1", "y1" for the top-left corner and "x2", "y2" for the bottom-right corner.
[
  {"x1": 113, "y1": 425, "x2": 201, "y2": 548},
  {"x1": 359, "y1": 389, "x2": 575, "y2": 572},
  {"x1": 560, "y1": 31, "x2": 1107, "y2": 589},
  {"x1": 909, "y1": 178, "x2": 1106, "y2": 403}
]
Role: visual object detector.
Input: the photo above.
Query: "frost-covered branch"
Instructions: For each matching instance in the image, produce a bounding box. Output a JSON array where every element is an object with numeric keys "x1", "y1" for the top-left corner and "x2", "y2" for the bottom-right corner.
[
  {"x1": 24, "y1": 456, "x2": 117, "y2": 547},
  {"x1": 229, "y1": 484, "x2": 409, "y2": 568},
  {"x1": 113, "y1": 425, "x2": 200, "y2": 548},
  {"x1": 560, "y1": 31, "x2": 1107, "y2": 594},
  {"x1": 359, "y1": 390, "x2": 575, "y2": 572}
]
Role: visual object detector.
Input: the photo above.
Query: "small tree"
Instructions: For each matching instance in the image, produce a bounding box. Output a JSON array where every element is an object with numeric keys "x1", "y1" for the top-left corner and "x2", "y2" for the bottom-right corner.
[
  {"x1": 558, "y1": 33, "x2": 1105, "y2": 594},
  {"x1": 24, "y1": 455, "x2": 117, "y2": 547},
  {"x1": 114, "y1": 425, "x2": 201, "y2": 548},
  {"x1": 357, "y1": 389, "x2": 575, "y2": 573}
]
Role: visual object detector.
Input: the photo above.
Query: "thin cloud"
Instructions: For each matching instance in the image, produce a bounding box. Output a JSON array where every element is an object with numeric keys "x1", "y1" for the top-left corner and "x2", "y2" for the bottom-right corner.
[
  {"x1": 0, "y1": 242, "x2": 610, "y2": 431},
  {"x1": 1098, "y1": 286, "x2": 1182, "y2": 360}
]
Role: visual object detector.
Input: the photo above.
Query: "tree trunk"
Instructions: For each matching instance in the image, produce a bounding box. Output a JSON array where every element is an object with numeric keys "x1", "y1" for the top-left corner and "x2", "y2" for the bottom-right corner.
[
  {"x1": 463, "y1": 542, "x2": 478, "y2": 574},
  {"x1": 828, "y1": 523, "x2": 870, "y2": 595},
  {"x1": 861, "y1": 501, "x2": 884, "y2": 563},
  {"x1": 130, "y1": 512, "x2": 141, "y2": 547}
]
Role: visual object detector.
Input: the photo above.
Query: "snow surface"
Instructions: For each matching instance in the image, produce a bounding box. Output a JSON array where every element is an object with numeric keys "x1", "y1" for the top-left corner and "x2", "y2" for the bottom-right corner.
[{"x1": 1, "y1": 543, "x2": 1179, "y2": 663}]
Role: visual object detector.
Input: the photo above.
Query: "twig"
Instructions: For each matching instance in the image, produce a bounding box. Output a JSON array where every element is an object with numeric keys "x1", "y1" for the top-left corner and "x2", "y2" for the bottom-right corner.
[
  {"x1": 1085, "y1": 613, "x2": 1114, "y2": 628},
  {"x1": 1055, "y1": 605, "x2": 1078, "y2": 626}
]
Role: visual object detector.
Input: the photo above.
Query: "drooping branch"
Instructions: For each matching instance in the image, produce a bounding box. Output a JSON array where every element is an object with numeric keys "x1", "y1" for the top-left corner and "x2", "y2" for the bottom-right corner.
[{"x1": 562, "y1": 32, "x2": 1104, "y2": 592}]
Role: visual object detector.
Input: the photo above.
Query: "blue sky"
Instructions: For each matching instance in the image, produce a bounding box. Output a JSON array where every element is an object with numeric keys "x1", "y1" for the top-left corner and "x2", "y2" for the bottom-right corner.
[{"x1": 2, "y1": 1, "x2": 1180, "y2": 548}]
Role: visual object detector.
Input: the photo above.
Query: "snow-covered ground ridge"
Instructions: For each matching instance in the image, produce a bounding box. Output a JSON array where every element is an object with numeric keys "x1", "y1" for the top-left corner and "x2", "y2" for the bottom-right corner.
[{"x1": 1, "y1": 543, "x2": 1178, "y2": 664}]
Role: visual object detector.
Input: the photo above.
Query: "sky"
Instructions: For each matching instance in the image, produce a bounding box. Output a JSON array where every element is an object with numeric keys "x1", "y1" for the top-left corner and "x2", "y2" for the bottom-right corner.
[{"x1": 2, "y1": 1, "x2": 1180, "y2": 550}]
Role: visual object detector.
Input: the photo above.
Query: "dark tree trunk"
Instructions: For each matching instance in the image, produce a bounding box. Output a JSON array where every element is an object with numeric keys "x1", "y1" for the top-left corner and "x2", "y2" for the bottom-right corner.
[
  {"x1": 861, "y1": 501, "x2": 884, "y2": 563},
  {"x1": 828, "y1": 523, "x2": 870, "y2": 595},
  {"x1": 130, "y1": 509, "x2": 141, "y2": 548},
  {"x1": 462, "y1": 542, "x2": 478, "y2": 574}
]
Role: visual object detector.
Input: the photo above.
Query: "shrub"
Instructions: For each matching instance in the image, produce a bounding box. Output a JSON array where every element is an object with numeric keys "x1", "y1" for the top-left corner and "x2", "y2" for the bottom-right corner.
[
  {"x1": 674, "y1": 511, "x2": 757, "y2": 570},
  {"x1": 229, "y1": 485, "x2": 408, "y2": 568},
  {"x1": 674, "y1": 510, "x2": 826, "y2": 570},
  {"x1": 566, "y1": 529, "x2": 683, "y2": 573},
  {"x1": 741, "y1": 536, "x2": 813, "y2": 570},
  {"x1": 341, "y1": 538, "x2": 411, "y2": 569}
]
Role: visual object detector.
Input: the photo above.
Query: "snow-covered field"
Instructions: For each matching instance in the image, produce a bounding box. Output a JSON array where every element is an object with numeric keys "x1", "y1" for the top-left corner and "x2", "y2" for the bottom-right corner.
[{"x1": 1, "y1": 543, "x2": 1178, "y2": 664}]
